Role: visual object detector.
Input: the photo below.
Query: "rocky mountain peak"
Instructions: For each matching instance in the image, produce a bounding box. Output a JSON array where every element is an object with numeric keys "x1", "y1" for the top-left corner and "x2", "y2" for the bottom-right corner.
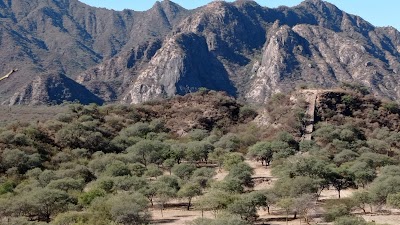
[{"x1": 1, "y1": 0, "x2": 400, "y2": 105}]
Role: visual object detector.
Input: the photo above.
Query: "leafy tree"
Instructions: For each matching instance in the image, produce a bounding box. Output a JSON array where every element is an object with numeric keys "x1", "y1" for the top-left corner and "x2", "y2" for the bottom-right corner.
[
  {"x1": 0, "y1": 181, "x2": 15, "y2": 195},
  {"x1": 247, "y1": 141, "x2": 274, "y2": 166},
  {"x1": 2, "y1": 149, "x2": 41, "y2": 173},
  {"x1": 226, "y1": 162, "x2": 254, "y2": 188},
  {"x1": 191, "y1": 167, "x2": 216, "y2": 188},
  {"x1": 274, "y1": 176, "x2": 319, "y2": 198},
  {"x1": 126, "y1": 140, "x2": 169, "y2": 166},
  {"x1": 129, "y1": 163, "x2": 146, "y2": 177},
  {"x1": 209, "y1": 148, "x2": 228, "y2": 171},
  {"x1": 197, "y1": 189, "x2": 236, "y2": 218},
  {"x1": 228, "y1": 191, "x2": 267, "y2": 221},
  {"x1": 47, "y1": 178, "x2": 85, "y2": 192},
  {"x1": 178, "y1": 182, "x2": 202, "y2": 210},
  {"x1": 223, "y1": 153, "x2": 244, "y2": 171},
  {"x1": 271, "y1": 140, "x2": 296, "y2": 160},
  {"x1": 352, "y1": 191, "x2": 373, "y2": 214},
  {"x1": 163, "y1": 158, "x2": 175, "y2": 175},
  {"x1": 329, "y1": 167, "x2": 355, "y2": 199},
  {"x1": 334, "y1": 216, "x2": 369, "y2": 225},
  {"x1": 113, "y1": 175, "x2": 148, "y2": 191},
  {"x1": 358, "y1": 152, "x2": 395, "y2": 168},
  {"x1": 213, "y1": 178, "x2": 244, "y2": 194},
  {"x1": 144, "y1": 164, "x2": 163, "y2": 179},
  {"x1": 324, "y1": 199, "x2": 353, "y2": 222},
  {"x1": 79, "y1": 189, "x2": 106, "y2": 206},
  {"x1": 25, "y1": 188, "x2": 70, "y2": 222},
  {"x1": 277, "y1": 197, "x2": 294, "y2": 225},
  {"x1": 170, "y1": 143, "x2": 186, "y2": 164},
  {"x1": 121, "y1": 122, "x2": 151, "y2": 138},
  {"x1": 188, "y1": 129, "x2": 209, "y2": 141},
  {"x1": 154, "y1": 182, "x2": 176, "y2": 217},
  {"x1": 172, "y1": 163, "x2": 197, "y2": 180},
  {"x1": 186, "y1": 141, "x2": 214, "y2": 163},
  {"x1": 214, "y1": 133, "x2": 241, "y2": 152},
  {"x1": 333, "y1": 150, "x2": 359, "y2": 165},
  {"x1": 348, "y1": 162, "x2": 376, "y2": 188},
  {"x1": 52, "y1": 211, "x2": 90, "y2": 225},
  {"x1": 293, "y1": 194, "x2": 316, "y2": 224},
  {"x1": 109, "y1": 193, "x2": 151, "y2": 225},
  {"x1": 104, "y1": 161, "x2": 131, "y2": 177},
  {"x1": 369, "y1": 175, "x2": 400, "y2": 205},
  {"x1": 387, "y1": 192, "x2": 400, "y2": 209}
]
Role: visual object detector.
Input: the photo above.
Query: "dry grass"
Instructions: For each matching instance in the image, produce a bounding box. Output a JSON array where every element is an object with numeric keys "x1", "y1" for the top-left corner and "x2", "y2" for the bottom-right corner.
[{"x1": 0, "y1": 105, "x2": 66, "y2": 126}]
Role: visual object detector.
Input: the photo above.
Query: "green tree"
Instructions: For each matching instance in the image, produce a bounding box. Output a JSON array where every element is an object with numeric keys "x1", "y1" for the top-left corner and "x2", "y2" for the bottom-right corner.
[
  {"x1": 178, "y1": 183, "x2": 202, "y2": 210},
  {"x1": 109, "y1": 193, "x2": 150, "y2": 225},
  {"x1": 369, "y1": 175, "x2": 400, "y2": 205},
  {"x1": 47, "y1": 178, "x2": 85, "y2": 192},
  {"x1": 144, "y1": 164, "x2": 163, "y2": 179},
  {"x1": 79, "y1": 189, "x2": 106, "y2": 206},
  {"x1": 348, "y1": 162, "x2": 376, "y2": 188},
  {"x1": 126, "y1": 140, "x2": 169, "y2": 166},
  {"x1": 223, "y1": 153, "x2": 244, "y2": 171},
  {"x1": 387, "y1": 192, "x2": 400, "y2": 208},
  {"x1": 228, "y1": 191, "x2": 267, "y2": 221},
  {"x1": 26, "y1": 188, "x2": 70, "y2": 222},
  {"x1": 226, "y1": 162, "x2": 254, "y2": 188},
  {"x1": 172, "y1": 163, "x2": 197, "y2": 180},
  {"x1": 186, "y1": 141, "x2": 214, "y2": 163},
  {"x1": 334, "y1": 216, "x2": 369, "y2": 225},
  {"x1": 352, "y1": 191, "x2": 373, "y2": 214},
  {"x1": 197, "y1": 190, "x2": 236, "y2": 218},
  {"x1": 277, "y1": 198, "x2": 294, "y2": 225},
  {"x1": 329, "y1": 167, "x2": 355, "y2": 199},
  {"x1": 154, "y1": 182, "x2": 176, "y2": 217},
  {"x1": 247, "y1": 141, "x2": 274, "y2": 166}
]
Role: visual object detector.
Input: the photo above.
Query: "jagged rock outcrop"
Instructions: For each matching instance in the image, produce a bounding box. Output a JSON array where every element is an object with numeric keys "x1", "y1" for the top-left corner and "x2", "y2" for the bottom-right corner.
[{"x1": 1, "y1": 0, "x2": 400, "y2": 105}]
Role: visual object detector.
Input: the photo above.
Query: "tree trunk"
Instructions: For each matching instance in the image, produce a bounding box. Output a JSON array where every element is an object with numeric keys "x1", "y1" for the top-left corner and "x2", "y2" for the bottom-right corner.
[
  {"x1": 286, "y1": 211, "x2": 289, "y2": 225},
  {"x1": 267, "y1": 206, "x2": 270, "y2": 214},
  {"x1": 294, "y1": 211, "x2": 297, "y2": 219},
  {"x1": 187, "y1": 198, "x2": 191, "y2": 210}
]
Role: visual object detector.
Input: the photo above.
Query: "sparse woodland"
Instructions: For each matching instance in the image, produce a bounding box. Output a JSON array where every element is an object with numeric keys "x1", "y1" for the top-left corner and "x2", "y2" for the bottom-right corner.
[{"x1": 0, "y1": 89, "x2": 400, "y2": 225}]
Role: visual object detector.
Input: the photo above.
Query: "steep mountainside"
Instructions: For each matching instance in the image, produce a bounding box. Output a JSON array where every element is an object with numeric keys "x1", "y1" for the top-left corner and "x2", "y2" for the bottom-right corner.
[
  {"x1": 1, "y1": 0, "x2": 400, "y2": 105},
  {"x1": 0, "y1": 0, "x2": 189, "y2": 104}
]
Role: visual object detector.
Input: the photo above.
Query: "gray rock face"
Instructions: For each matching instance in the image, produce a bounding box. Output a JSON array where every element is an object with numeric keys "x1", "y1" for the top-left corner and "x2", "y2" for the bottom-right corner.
[
  {"x1": 1, "y1": 0, "x2": 400, "y2": 104},
  {"x1": 6, "y1": 73, "x2": 103, "y2": 105}
]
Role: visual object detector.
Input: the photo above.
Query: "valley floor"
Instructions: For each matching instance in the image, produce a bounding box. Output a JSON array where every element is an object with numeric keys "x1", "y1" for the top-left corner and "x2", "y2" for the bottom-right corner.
[{"x1": 150, "y1": 159, "x2": 400, "y2": 225}]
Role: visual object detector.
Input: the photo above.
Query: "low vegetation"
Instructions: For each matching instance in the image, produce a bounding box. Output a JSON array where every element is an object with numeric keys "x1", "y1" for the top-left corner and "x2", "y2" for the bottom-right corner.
[{"x1": 0, "y1": 89, "x2": 399, "y2": 225}]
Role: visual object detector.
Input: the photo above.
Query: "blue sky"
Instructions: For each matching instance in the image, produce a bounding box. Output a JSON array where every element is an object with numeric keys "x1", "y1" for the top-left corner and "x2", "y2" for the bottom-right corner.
[{"x1": 79, "y1": 0, "x2": 400, "y2": 30}]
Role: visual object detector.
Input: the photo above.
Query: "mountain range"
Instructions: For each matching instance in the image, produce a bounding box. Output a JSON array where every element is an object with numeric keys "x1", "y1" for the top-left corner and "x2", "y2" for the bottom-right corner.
[{"x1": 0, "y1": 0, "x2": 399, "y2": 105}]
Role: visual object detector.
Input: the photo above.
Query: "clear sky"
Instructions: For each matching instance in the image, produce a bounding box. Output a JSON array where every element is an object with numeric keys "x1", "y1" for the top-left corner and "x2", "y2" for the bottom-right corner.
[{"x1": 78, "y1": 0, "x2": 400, "y2": 30}]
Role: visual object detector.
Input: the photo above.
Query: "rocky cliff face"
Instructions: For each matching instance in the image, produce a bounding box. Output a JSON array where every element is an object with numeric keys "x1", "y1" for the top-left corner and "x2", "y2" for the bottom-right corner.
[{"x1": 1, "y1": 0, "x2": 400, "y2": 105}]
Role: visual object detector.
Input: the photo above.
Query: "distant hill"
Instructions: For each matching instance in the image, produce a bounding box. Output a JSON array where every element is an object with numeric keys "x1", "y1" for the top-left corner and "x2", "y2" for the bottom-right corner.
[{"x1": 0, "y1": 0, "x2": 400, "y2": 105}]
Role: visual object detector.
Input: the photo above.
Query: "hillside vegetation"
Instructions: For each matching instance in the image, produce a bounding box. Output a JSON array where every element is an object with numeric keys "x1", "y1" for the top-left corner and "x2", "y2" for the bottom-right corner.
[{"x1": 0, "y1": 90, "x2": 399, "y2": 225}]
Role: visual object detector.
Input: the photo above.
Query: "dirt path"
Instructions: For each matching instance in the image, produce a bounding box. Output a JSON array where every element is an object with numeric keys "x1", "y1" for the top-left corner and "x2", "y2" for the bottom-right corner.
[{"x1": 300, "y1": 90, "x2": 318, "y2": 141}]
